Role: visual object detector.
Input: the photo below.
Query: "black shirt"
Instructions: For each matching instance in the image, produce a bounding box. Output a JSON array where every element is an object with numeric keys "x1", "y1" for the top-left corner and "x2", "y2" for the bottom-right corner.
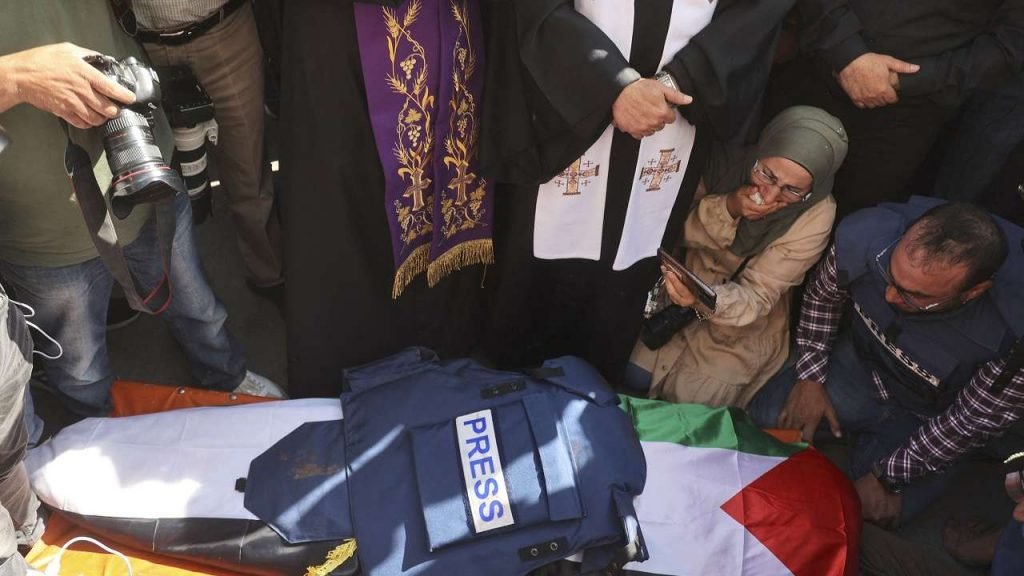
[{"x1": 799, "y1": 0, "x2": 1024, "y2": 106}]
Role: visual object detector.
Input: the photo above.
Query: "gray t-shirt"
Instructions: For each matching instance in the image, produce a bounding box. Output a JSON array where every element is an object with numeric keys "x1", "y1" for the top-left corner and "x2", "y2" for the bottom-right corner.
[{"x1": 0, "y1": 0, "x2": 173, "y2": 267}]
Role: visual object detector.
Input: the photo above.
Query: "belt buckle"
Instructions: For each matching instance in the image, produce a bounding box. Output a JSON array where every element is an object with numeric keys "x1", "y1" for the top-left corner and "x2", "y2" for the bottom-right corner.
[{"x1": 159, "y1": 27, "x2": 193, "y2": 43}]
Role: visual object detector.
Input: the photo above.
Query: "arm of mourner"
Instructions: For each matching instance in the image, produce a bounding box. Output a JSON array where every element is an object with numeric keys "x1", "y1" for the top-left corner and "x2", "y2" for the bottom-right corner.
[
  {"x1": 880, "y1": 358, "x2": 1024, "y2": 485},
  {"x1": 898, "y1": 3, "x2": 1024, "y2": 107},
  {"x1": 793, "y1": 245, "x2": 847, "y2": 385},
  {"x1": 515, "y1": 0, "x2": 640, "y2": 128},
  {"x1": 711, "y1": 200, "x2": 836, "y2": 327},
  {"x1": 0, "y1": 43, "x2": 134, "y2": 128},
  {"x1": 662, "y1": 0, "x2": 797, "y2": 140}
]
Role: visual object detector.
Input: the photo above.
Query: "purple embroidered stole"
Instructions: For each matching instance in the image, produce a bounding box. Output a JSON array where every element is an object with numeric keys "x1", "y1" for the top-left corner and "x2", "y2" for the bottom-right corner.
[{"x1": 354, "y1": 0, "x2": 493, "y2": 298}]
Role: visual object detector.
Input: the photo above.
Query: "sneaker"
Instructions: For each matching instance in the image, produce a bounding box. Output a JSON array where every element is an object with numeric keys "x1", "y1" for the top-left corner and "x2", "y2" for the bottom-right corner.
[
  {"x1": 233, "y1": 371, "x2": 288, "y2": 399},
  {"x1": 15, "y1": 509, "x2": 46, "y2": 552},
  {"x1": 106, "y1": 297, "x2": 141, "y2": 332}
]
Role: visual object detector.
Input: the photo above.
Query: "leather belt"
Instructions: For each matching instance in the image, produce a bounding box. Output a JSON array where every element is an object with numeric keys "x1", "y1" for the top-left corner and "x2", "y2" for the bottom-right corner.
[{"x1": 136, "y1": 0, "x2": 247, "y2": 46}]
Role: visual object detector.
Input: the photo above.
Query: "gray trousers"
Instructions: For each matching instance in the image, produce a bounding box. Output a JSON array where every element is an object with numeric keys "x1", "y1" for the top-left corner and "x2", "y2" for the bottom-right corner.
[
  {"x1": 0, "y1": 287, "x2": 38, "y2": 575},
  {"x1": 144, "y1": 4, "x2": 284, "y2": 287}
]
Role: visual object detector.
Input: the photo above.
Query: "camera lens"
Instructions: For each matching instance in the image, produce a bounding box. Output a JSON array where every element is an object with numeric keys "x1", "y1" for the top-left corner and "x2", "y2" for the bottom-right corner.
[{"x1": 103, "y1": 108, "x2": 184, "y2": 218}]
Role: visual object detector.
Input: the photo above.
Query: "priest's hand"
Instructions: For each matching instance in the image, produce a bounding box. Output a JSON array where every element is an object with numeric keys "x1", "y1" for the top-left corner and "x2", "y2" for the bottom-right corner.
[
  {"x1": 855, "y1": 473, "x2": 903, "y2": 528},
  {"x1": 612, "y1": 79, "x2": 691, "y2": 140},
  {"x1": 726, "y1": 185, "x2": 785, "y2": 221},
  {"x1": 661, "y1": 267, "x2": 696, "y2": 308},
  {"x1": 837, "y1": 52, "x2": 919, "y2": 109},
  {"x1": 0, "y1": 43, "x2": 135, "y2": 128},
  {"x1": 777, "y1": 379, "x2": 842, "y2": 443}
]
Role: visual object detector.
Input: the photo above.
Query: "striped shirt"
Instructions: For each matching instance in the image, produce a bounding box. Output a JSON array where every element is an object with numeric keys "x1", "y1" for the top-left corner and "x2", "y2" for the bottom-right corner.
[
  {"x1": 795, "y1": 246, "x2": 1024, "y2": 484},
  {"x1": 132, "y1": 0, "x2": 231, "y2": 31}
]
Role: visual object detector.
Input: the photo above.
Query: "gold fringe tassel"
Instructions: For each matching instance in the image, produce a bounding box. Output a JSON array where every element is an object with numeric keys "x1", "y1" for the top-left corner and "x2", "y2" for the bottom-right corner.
[
  {"x1": 426, "y1": 238, "x2": 494, "y2": 287},
  {"x1": 305, "y1": 539, "x2": 358, "y2": 576},
  {"x1": 392, "y1": 244, "x2": 432, "y2": 299}
]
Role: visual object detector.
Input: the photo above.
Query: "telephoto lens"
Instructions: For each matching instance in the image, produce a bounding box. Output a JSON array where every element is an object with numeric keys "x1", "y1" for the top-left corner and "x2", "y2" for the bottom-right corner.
[
  {"x1": 0, "y1": 124, "x2": 9, "y2": 155},
  {"x1": 172, "y1": 121, "x2": 218, "y2": 224}
]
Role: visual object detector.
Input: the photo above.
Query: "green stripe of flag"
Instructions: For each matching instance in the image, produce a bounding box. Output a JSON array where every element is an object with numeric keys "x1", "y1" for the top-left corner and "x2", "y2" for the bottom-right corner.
[{"x1": 619, "y1": 395, "x2": 803, "y2": 459}]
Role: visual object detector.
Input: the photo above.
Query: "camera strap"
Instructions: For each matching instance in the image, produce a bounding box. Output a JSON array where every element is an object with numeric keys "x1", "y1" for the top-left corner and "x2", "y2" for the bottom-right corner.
[
  {"x1": 62, "y1": 125, "x2": 175, "y2": 315},
  {"x1": 108, "y1": 0, "x2": 139, "y2": 37}
]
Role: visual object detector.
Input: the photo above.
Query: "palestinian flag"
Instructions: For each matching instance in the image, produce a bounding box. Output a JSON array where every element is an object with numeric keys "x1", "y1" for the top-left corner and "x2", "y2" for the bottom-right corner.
[
  {"x1": 619, "y1": 396, "x2": 861, "y2": 576},
  {"x1": 24, "y1": 385, "x2": 859, "y2": 576}
]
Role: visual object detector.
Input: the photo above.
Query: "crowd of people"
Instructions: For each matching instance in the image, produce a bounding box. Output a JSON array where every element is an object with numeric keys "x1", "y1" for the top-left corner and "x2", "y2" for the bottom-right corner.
[{"x1": 1, "y1": 0, "x2": 1024, "y2": 574}]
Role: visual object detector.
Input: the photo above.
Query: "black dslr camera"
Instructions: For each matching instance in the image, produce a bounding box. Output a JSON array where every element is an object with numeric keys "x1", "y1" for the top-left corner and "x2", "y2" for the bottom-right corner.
[{"x1": 85, "y1": 55, "x2": 185, "y2": 218}]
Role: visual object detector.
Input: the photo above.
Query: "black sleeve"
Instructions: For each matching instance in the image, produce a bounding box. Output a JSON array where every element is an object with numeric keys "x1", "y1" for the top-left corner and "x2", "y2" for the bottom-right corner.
[
  {"x1": 515, "y1": 0, "x2": 641, "y2": 127},
  {"x1": 899, "y1": 1, "x2": 1024, "y2": 107},
  {"x1": 795, "y1": 0, "x2": 868, "y2": 72},
  {"x1": 662, "y1": 0, "x2": 798, "y2": 143}
]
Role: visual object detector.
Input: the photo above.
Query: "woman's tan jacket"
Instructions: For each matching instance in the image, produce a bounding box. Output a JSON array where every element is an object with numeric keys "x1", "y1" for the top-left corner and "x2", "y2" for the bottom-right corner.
[{"x1": 632, "y1": 190, "x2": 835, "y2": 408}]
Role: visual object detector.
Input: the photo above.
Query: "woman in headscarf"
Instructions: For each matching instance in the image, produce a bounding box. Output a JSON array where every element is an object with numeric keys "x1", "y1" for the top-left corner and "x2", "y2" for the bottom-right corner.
[{"x1": 628, "y1": 106, "x2": 848, "y2": 408}]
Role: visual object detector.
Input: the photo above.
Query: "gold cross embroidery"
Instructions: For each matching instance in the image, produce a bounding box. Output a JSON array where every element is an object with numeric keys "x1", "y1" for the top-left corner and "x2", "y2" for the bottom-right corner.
[
  {"x1": 447, "y1": 159, "x2": 475, "y2": 205},
  {"x1": 640, "y1": 149, "x2": 681, "y2": 192},
  {"x1": 404, "y1": 167, "x2": 432, "y2": 211},
  {"x1": 555, "y1": 159, "x2": 600, "y2": 196}
]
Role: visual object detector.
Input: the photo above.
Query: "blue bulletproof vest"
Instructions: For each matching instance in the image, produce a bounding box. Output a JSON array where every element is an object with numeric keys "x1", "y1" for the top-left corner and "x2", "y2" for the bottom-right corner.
[
  {"x1": 245, "y1": 348, "x2": 648, "y2": 576},
  {"x1": 834, "y1": 196, "x2": 1024, "y2": 415}
]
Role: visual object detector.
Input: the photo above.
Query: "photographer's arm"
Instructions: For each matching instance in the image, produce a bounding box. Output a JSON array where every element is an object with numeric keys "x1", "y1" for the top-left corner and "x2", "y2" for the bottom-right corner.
[{"x1": 0, "y1": 43, "x2": 134, "y2": 128}]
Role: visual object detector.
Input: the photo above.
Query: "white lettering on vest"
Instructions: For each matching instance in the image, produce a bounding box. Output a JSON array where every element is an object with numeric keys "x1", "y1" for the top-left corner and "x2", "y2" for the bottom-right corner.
[
  {"x1": 855, "y1": 303, "x2": 941, "y2": 388},
  {"x1": 456, "y1": 409, "x2": 514, "y2": 533}
]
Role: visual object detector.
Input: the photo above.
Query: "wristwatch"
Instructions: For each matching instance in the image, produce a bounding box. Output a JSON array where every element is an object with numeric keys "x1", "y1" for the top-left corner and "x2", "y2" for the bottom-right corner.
[
  {"x1": 871, "y1": 461, "x2": 906, "y2": 494},
  {"x1": 655, "y1": 70, "x2": 680, "y2": 92}
]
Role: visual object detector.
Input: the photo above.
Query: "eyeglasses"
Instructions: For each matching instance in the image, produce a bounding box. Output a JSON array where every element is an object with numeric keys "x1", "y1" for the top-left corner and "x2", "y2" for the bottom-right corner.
[
  {"x1": 752, "y1": 161, "x2": 812, "y2": 201},
  {"x1": 874, "y1": 238, "x2": 961, "y2": 313}
]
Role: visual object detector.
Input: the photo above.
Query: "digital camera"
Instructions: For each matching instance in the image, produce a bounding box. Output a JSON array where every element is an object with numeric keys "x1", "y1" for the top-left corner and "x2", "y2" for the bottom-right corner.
[{"x1": 85, "y1": 55, "x2": 185, "y2": 218}]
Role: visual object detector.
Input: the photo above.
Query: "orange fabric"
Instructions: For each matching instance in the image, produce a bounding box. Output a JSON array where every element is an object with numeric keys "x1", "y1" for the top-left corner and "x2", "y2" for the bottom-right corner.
[
  {"x1": 25, "y1": 511, "x2": 240, "y2": 576},
  {"x1": 110, "y1": 380, "x2": 273, "y2": 417},
  {"x1": 763, "y1": 428, "x2": 803, "y2": 444},
  {"x1": 28, "y1": 382, "x2": 273, "y2": 575}
]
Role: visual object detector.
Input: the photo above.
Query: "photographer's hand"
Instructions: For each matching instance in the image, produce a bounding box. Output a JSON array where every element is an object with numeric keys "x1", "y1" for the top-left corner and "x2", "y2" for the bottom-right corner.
[{"x1": 0, "y1": 43, "x2": 135, "y2": 129}]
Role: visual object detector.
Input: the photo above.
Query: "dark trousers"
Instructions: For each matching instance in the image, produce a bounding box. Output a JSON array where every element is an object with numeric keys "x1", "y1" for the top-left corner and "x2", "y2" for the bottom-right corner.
[
  {"x1": 934, "y1": 71, "x2": 1024, "y2": 204},
  {"x1": 766, "y1": 59, "x2": 957, "y2": 219}
]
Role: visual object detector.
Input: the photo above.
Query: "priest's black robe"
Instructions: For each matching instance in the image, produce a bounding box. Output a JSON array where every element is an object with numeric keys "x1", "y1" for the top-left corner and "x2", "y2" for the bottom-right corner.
[
  {"x1": 280, "y1": 0, "x2": 488, "y2": 397},
  {"x1": 479, "y1": 0, "x2": 795, "y2": 385}
]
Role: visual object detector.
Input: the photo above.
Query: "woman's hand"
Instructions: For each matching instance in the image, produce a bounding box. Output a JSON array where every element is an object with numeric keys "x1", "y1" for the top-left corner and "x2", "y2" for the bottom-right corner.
[
  {"x1": 726, "y1": 184, "x2": 786, "y2": 221},
  {"x1": 661, "y1": 267, "x2": 696, "y2": 308}
]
